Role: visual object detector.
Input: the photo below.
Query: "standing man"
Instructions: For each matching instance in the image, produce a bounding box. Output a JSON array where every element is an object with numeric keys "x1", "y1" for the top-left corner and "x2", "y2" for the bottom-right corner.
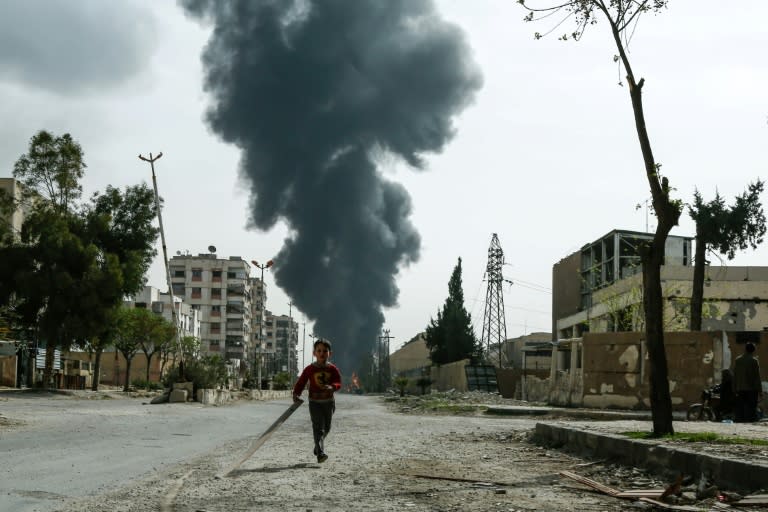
[{"x1": 733, "y1": 342, "x2": 762, "y2": 422}]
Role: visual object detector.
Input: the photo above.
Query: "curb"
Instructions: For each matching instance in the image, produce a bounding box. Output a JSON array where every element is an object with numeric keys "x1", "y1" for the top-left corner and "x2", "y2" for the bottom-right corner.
[
  {"x1": 484, "y1": 405, "x2": 664, "y2": 421},
  {"x1": 533, "y1": 423, "x2": 768, "y2": 494}
]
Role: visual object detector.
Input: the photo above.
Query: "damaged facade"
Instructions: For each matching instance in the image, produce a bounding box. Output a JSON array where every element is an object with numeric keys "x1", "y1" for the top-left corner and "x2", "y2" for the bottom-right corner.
[{"x1": 540, "y1": 228, "x2": 768, "y2": 410}]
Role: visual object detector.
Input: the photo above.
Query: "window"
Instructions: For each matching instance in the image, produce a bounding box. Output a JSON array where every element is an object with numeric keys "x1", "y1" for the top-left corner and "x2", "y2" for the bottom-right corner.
[
  {"x1": 211, "y1": 288, "x2": 222, "y2": 299},
  {"x1": 210, "y1": 322, "x2": 221, "y2": 334},
  {"x1": 211, "y1": 305, "x2": 221, "y2": 317},
  {"x1": 191, "y1": 287, "x2": 202, "y2": 299},
  {"x1": 212, "y1": 270, "x2": 222, "y2": 282},
  {"x1": 227, "y1": 267, "x2": 246, "y2": 279},
  {"x1": 192, "y1": 268, "x2": 202, "y2": 281},
  {"x1": 172, "y1": 283, "x2": 185, "y2": 295},
  {"x1": 267, "y1": 342, "x2": 273, "y2": 349},
  {"x1": 173, "y1": 269, "x2": 185, "y2": 278},
  {"x1": 209, "y1": 339, "x2": 220, "y2": 346}
]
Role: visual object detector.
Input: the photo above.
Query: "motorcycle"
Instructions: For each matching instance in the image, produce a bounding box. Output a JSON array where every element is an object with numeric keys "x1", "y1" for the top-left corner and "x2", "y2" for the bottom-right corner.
[
  {"x1": 687, "y1": 385, "x2": 763, "y2": 422},
  {"x1": 686, "y1": 385, "x2": 732, "y2": 422}
]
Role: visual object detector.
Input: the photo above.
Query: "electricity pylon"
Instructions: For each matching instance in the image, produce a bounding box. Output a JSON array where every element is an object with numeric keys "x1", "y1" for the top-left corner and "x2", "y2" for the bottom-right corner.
[{"x1": 481, "y1": 233, "x2": 509, "y2": 367}]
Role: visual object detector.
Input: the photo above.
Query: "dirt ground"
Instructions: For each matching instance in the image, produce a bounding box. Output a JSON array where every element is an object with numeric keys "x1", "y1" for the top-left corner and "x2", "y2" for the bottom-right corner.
[
  {"x1": 52, "y1": 393, "x2": 636, "y2": 512},
  {"x1": 1, "y1": 390, "x2": 754, "y2": 511}
]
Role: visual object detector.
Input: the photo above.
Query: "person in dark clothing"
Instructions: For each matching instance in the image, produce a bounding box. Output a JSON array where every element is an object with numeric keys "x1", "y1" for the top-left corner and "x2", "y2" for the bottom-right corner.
[
  {"x1": 713, "y1": 368, "x2": 736, "y2": 421},
  {"x1": 293, "y1": 339, "x2": 342, "y2": 463},
  {"x1": 733, "y1": 342, "x2": 762, "y2": 422}
]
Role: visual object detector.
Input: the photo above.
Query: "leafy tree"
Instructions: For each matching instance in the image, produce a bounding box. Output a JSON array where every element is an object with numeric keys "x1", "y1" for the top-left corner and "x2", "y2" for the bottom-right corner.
[
  {"x1": 394, "y1": 376, "x2": 409, "y2": 397},
  {"x1": 519, "y1": 0, "x2": 680, "y2": 435},
  {"x1": 0, "y1": 132, "x2": 159, "y2": 389},
  {"x1": 13, "y1": 131, "x2": 85, "y2": 213},
  {"x1": 688, "y1": 181, "x2": 766, "y2": 330},
  {"x1": 115, "y1": 307, "x2": 173, "y2": 392},
  {"x1": 137, "y1": 314, "x2": 176, "y2": 384},
  {"x1": 83, "y1": 184, "x2": 159, "y2": 389},
  {"x1": 425, "y1": 258, "x2": 479, "y2": 365}
]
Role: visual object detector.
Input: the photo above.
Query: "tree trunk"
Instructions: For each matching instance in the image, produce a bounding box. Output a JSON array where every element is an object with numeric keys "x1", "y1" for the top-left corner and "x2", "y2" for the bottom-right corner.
[
  {"x1": 124, "y1": 357, "x2": 132, "y2": 392},
  {"x1": 642, "y1": 244, "x2": 675, "y2": 436},
  {"x1": 625, "y1": 50, "x2": 679, "y2": 437},
  {"x1": 43, "y1": 340, "x2": 56, "y2": 388},
  {"x1": 91, "y1": 348, "x2": 103, "y2": 391},
  {"x1": 690, "y1": 232, "x2": 706, "y2": 331},
  {"x1": 145, "y1": 352, "x2": 153, "y2": 384}
]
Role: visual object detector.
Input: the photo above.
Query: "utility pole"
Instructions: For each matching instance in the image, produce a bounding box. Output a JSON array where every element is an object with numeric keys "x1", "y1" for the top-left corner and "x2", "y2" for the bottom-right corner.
[
  {"x1": 287, "y1": 300, "x2": 293, "y2": 379},
  {"x1": 138, "y1": 152, "x2": 184, "y2": 377},
  {"x1": 251, "y1": 259, "x2": 273, "y2": 389},
  {"x1": 301, "y1": 319, "x2": 307, "y2": 370},
  {"x1": 377, "y1": 329, "x2": 394, "y2": 392},
  {"x1": 481, "y1": 233, "x2": 510, "y2": 368}
]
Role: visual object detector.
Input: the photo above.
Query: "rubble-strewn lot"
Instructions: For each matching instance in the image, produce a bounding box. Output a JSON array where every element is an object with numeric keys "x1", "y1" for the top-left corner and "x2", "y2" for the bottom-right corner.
[
  {"x1": 49, "y1": 392, "x2": 767, "y2": 512},
  {"x1": 4, "y1": 389, "x2": 768, "y2": 511}
]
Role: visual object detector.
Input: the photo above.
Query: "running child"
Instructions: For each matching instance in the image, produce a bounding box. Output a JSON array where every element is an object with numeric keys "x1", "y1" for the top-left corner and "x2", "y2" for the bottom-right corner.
[{"x1": 293, "y1": 338, "x2": 342, "y2": 462}]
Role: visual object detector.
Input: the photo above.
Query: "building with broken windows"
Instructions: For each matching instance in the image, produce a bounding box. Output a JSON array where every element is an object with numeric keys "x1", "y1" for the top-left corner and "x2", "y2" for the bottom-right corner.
[
  {"x1": 554, "y1": 229, "x2": 768, "y2": 338},
  {"x1": 537, "y1": 228, "x2": 768, "y2": 409}
]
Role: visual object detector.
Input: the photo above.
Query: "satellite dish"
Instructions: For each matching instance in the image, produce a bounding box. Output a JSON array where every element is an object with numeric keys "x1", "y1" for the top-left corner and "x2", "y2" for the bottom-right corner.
[
  {"x1": 208, "y1": 245, "x2": 217, "y2": 253},
  {"x1": 176, "y1": 250, "x2": 181, "y2": 255}
]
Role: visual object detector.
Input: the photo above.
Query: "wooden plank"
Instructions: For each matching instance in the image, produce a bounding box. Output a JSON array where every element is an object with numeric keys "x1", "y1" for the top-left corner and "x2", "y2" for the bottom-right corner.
[
  {"x1": 217, "y1": 400, "x2": 304, "y2": 478},
  {"x1": 615, "y1": 489, "x2": 666, "y2": 498},
  {"x1": 639, "y1": 498, "x2": 702, "y2": 511},
  {"x1": 558, "y1": 470, "x2": 620, "y2": 497},
  {"x1": 733, "y1": 494, "x2": 768, "y2": 506},
  {"x1": 408, "y1": 473, "x2": 512, "y2": 487}
]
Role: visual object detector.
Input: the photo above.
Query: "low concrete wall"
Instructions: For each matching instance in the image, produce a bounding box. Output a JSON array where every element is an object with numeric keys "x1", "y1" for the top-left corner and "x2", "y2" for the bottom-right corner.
[
  {"x1": 249, "y1": 390, "x2": 291, "y2": 401},
  {"x1": 430, "y1": 359, "x2": 469, "y2": 392},
  {"x1": 196, "y1": 388, "x2": 232, "y2": 405},
  {"x1": 534, "y1": 423, "x2": 768, "y2": 493}
]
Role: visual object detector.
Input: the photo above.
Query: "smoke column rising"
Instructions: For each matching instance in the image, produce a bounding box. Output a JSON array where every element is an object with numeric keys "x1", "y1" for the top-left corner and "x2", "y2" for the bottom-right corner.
[{"x1": 181, "y1": 0, "x2": 482, "y2": 372}]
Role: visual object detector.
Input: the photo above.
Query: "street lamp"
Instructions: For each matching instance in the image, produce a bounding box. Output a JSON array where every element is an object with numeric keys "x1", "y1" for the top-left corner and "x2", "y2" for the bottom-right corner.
[{"x1": 251, "y1": 259, "x2": 273, "y2": 389}]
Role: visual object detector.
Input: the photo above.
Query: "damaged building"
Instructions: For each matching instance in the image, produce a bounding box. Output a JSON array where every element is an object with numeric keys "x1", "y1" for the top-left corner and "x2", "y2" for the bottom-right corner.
[{"x1": 530, "y1": 229, "x2": 768, "y2": 410}]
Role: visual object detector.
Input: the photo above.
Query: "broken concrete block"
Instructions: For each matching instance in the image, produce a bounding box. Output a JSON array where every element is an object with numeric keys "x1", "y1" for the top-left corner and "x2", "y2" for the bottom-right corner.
[{"x1": 169, "y1": 389, "x2": 188, "y2": 403}]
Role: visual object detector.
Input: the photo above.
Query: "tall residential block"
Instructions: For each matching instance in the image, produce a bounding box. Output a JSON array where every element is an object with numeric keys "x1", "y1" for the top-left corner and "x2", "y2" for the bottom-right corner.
[{"x1": 169, "y1": 254, "x2": 253, "y2": 367}]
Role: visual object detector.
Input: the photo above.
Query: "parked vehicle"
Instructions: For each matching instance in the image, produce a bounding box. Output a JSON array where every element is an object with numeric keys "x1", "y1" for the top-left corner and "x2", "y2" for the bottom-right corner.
[
  {"x1": 687, "y1": 385, "x2": 762, "y2": 421},
  {"x1": 686, "y1": 387, "x2": 722, "y2": 421}
]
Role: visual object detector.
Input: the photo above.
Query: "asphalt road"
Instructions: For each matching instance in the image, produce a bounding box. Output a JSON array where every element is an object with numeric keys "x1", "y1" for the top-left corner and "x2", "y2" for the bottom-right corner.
[{"x1": 0, "y1": 391, "x2": 292, "y2": 512}]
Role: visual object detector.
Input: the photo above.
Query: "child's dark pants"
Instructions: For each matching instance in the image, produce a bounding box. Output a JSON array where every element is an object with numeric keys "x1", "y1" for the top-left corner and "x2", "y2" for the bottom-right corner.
[{"x1": 309, "y1": 400, "x2": 335, "y2": 453}]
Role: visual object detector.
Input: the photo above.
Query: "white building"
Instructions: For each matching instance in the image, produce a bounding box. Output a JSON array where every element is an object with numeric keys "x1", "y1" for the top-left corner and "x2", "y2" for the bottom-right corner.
[
  {"x1": 169, "y1": 254, "x2": 253, "y2": 367},
  {"x1": 0, "y1": 177, "x2": 32, "y2": 241},
  {"x1": 125, "y1": 285, "x2": 201, "y2": 339}
]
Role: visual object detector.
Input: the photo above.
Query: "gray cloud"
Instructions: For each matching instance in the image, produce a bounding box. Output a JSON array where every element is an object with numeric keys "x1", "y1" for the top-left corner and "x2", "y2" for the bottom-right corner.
[
  {"x1": 0, "y1": 0, "x2": 157, "y2": 94},
  {"x1": 181, "y1": 0, "x2": 482, "y2": 371}
]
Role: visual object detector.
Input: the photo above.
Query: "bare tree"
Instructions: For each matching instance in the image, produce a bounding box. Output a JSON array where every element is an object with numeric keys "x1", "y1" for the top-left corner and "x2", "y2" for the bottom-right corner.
[{"x1": 520, "y1": 0, "x2": 680, "y2": 435}]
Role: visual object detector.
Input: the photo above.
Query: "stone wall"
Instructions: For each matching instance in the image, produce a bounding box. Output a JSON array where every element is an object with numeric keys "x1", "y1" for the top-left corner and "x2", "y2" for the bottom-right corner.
[{"x1": 430, "y1": 359, "x2": 469, "y2": 392}]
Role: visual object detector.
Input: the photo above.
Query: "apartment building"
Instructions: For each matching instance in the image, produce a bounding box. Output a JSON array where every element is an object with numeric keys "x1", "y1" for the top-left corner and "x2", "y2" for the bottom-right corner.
[
  {"x1": 169, "y1": 254, "x2": 253, "y2": 367},
  {"x1": 272, "y1": 313, "x2": 299, "y2": 377},
  {"x1": 249, "y1": 276, "x2": 270, "y2": 376},
  {"x1": 124, "y1": 285, "x2": 201, "y2": 339},
  {"x1": 0, "y1": 177, "x2": 31, "y2": 241}
]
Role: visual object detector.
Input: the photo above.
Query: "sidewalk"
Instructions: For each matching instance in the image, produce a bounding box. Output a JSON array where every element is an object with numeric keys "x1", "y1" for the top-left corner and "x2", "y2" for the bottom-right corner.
[{"x1": 525, "y1": 411, "x2": 768, "y2": 494}]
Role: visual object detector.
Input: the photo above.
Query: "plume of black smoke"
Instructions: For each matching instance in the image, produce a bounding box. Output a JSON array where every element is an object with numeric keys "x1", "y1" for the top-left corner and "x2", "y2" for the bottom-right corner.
[{"x1": 180, "y1": 0, "x2": 482, "y2": 372}]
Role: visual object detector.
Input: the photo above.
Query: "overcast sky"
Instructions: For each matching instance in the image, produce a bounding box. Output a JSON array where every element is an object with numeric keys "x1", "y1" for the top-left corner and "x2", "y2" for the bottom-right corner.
[{"x1": 1, "y1": 1, "x2": 766, "y2": 355}]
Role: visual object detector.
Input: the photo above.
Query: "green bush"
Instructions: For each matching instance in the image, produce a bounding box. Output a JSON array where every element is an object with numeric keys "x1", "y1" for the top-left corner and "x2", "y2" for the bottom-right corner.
[
  {"x1": 163, "y1": 355, "x2": 229, "y2": 394},
  {"x1": 272, "y1": 371, "x2": 291, "y2": 390},
  {"x1": 394, "y1": 376, "x2": 409, "y2": 397},
  {"x1": 131, "y1": 379, "x2": 163, "y2": 391}
]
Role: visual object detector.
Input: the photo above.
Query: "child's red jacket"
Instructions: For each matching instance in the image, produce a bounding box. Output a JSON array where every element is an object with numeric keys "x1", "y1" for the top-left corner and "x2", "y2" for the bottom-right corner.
[{"x1": 293, "y1": 362, "x2": 342, "y2": 402}]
